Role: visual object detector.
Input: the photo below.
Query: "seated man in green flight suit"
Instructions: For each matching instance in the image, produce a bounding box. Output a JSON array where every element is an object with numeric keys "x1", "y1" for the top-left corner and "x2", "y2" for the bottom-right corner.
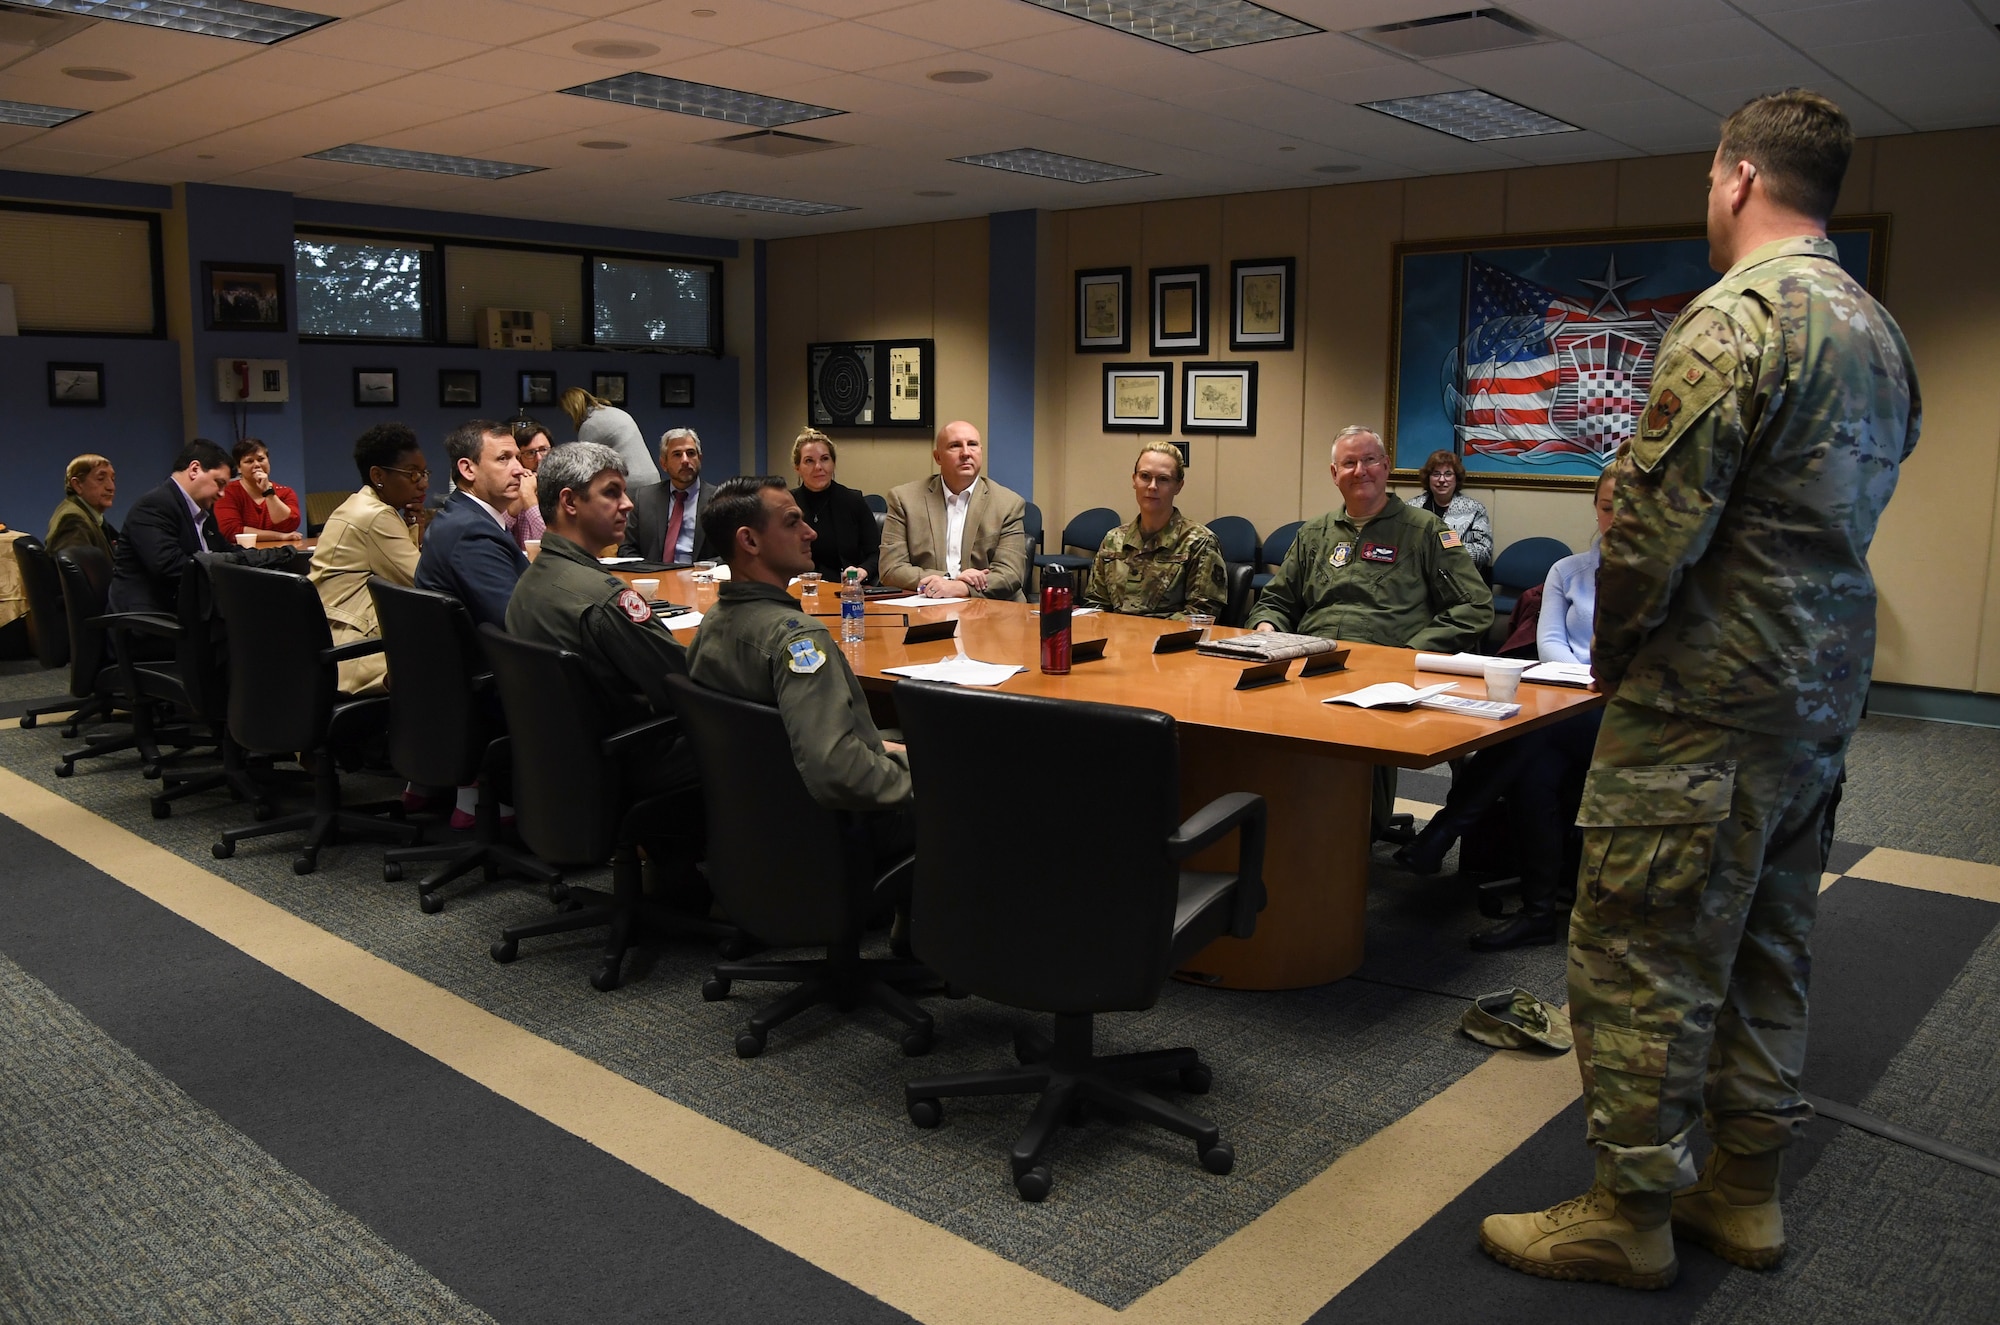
[{"x1": 1246, "y1": 424, "x2": 1494, "y2": 837}]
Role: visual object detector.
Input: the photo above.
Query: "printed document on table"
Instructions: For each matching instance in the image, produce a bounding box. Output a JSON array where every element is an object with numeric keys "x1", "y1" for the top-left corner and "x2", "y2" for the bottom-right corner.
[
  {"x1": 1521, "y1": 661, "x2": 1594, "y2": 688},
  {"x1": 663, "y1": 610, "x2": 703, "y2": 631},
  {"x1": 881, "y1": 657, "x2": 1025, "y2": 687},
  {"x1": 1323, "y1": 681, "x2": 1459, "y2": 709},
  {"x1": 873, "y1": 594, "x2": 957, "y2": 608}
]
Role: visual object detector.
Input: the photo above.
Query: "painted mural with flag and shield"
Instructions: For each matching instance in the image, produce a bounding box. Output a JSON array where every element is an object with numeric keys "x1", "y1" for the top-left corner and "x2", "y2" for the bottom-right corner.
[{"x1": 1386, "y1": 219, "x2": 1886, "y2": 487}]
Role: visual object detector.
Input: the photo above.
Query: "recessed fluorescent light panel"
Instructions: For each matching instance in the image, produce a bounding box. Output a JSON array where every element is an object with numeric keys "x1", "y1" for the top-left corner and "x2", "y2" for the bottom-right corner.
[
  {"x1": 562, "y1": 73, "x2": 842, "y2": 129},
  {"x1": 23, "y1": 0, "x2": 335, "y2": 45},
  {"x1": 1017, "y1": 0, "x2": 1319, "y2": 53},
  {"x1": 952, "y1": 147, "x2": 1156, "y2": 183},
  {"x1": 0, "y1": 98, "x2": 87, "y2": 128},
  {"x1": 1360, "y1": 89, "x2": 1578, "y2": 141},
  {"x1": 307, "y1": 144, "x2": 543, "y2": 179},
  {"x1": 673, "y1": 191, "x2": 855, "y2": 216}
]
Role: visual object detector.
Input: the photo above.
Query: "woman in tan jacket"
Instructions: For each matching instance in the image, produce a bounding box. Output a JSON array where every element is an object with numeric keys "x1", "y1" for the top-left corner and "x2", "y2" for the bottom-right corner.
[{"x1": 308, "y1": 423, "x2": 430, "y2": 694}]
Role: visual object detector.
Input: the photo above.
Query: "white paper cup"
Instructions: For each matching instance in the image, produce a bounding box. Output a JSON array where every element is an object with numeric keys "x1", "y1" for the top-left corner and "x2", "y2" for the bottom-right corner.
[
  {"x1": 235, "y1": 532, "x2": 258, "y2": 548},
  {"x1": 525, "y1": 539, "x2": 541, "y2": 553},
  {"x1": 631, "y1": 577, "x2": 660, "y2": 601},
  {"x1": 1186, "y1": 613, "x2": 1216, "y2": 639},
  {"x1": 1483, "y1": 659, "x2": 1531, "y2": 701}
]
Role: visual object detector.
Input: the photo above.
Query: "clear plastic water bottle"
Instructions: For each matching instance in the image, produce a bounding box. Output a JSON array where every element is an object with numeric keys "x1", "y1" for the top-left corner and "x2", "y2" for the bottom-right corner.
[{"x1": 840, "y1": 568, "x2": 865, "y2": 643}]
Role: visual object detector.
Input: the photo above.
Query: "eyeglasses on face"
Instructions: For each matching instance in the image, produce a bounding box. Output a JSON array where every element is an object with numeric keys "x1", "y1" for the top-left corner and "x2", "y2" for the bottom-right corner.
[{"x1": 381, "y1": 465, "x2": 431, "y2": 480}]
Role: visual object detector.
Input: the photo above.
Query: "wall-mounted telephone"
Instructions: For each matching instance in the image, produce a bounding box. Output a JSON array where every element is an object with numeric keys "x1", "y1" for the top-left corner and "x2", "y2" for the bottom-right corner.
[{"x1": 215, "y1": 357, "x2": 289, "y2": 403}]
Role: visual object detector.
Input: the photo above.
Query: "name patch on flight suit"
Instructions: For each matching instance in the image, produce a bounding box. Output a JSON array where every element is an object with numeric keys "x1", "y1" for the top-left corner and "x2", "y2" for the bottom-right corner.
[
  {"x1": 616, "y1": 588, "x2": 653, "y2": 623},
  {"x1": 1330, "y1": 542, "x2": 1354, "y2": 568},
  {"x1": 1360, "y1": 543, "x2": 1398, "y2": 564},
  {"x1": 787, "y1": 638, "x2": 827, "y2": 674}
]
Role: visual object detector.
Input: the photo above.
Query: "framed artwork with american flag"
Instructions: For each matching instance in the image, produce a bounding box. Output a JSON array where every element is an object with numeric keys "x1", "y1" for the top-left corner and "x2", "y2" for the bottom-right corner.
[{"x1": 1387, "y1": 216, "x2": 1887, "y2": 488}]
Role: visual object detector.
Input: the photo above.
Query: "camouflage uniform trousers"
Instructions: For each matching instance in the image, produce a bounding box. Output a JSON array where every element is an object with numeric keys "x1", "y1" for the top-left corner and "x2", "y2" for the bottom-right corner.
[{"x1": 1568, "y1": 696, "x2": 1849, "y2": 1195}]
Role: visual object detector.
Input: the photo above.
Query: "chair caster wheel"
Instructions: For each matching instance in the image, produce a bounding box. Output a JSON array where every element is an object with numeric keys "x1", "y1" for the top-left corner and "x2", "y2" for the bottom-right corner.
[
  {"x1": 150, "y1": 799, "x2": 171, "y2": 820},
  {"x1": 212, "y1": 841, "x2": 234, "y2": 859},
  {"x1": 718, "y1": 936, "x2": 753, "y2": 960},
  {"x1": 292, "y1": 855, "x2": 316, "y2": 875},
  {"x1": 900, "y1": 1026, "x2": 934, "y2": 1057},
  {"x1": 55, "y1": 763, "x2": 73, "y2": 778},
  {"x1": 490, "y1": 939, "x2": 518, "y2": 963},
  {"x1": 1179, "y1": 1064, "x2": 1212, "y2": 1094},
  {"x1": 253, "y1": 802, "x2": 275, "y2": 822},
  {"x1": 1014, "y1": 1163, "x2": 1053, "y2": 1202},
  {"x1": 701, "y1": 975, "x2": 731, "y2": 1002},
  {"x1": 1199, "y1": 1141, "x2": 1235, "y2": 1175},
  {"x1": 907, "y1": 1097, "x2": 942, "y2": 1129},
  {"x1": 591, "y1": 965, "x2": 621, "y2": 993},
  {"x1": 419, "y1": 892, "x2": 443, "y2": 915},
  {"x1": 141, "y1": 763, "x2": 162, "y2": 780},
  {"x1": 735, "y1": 1028, "x2": 766, "y2": 1058},
  {"x1": 383, "y1": 862, "x2": 404, "y2": 882},
  {"x1": 18, "y1": 713, "x2": 34, "y2": 729},
  {"x1": 547, "y1": 881, "x2": 569, "y2": 905}
]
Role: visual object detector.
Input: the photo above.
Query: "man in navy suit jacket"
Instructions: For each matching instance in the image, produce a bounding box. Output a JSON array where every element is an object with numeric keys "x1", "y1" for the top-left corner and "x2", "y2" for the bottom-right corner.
[
  {"x1": 416, "y1": 419, "x2": 527, "y2": 628},
  {"x1": 109, "y1": 437, "x2": 236, "y2": 616}
]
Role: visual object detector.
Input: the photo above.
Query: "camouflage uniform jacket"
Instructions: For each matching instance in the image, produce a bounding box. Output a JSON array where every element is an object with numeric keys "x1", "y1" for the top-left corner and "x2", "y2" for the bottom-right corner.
[
  {"x1": 1243, "y1": 495, "x2": 1492, "y2": 650},
  {"x1": 1082, "y1": 509, "x2": 1228, "y2": 619},
  {"x1": 1596, "y1": 235, "x2": 1921, "y2": 738},
  {"x1": 685, "y1": 579, "x2": 911, "y2": 811},
  {"x1": 503, "y1": 531, "x2": 689, "y2": 731}
]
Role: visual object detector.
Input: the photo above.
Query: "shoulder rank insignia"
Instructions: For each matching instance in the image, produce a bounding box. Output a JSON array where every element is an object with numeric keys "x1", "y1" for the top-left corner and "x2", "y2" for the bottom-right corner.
[
  {"x1": 786, "y1": 638, "x2": 827, "y2": 675},
  {"x1": 1438, "y1": 528, "x2": 1461, "y2": 550},
  {"x1": 615, "y1": 588, "x2": 653, "y2": 624},
  {"x1": 1330, "y1": 542, "x2": 1353, "y2": 568},
  {"x1": 1642, "y1": 387, "x2": 1682, "y2": 439}
]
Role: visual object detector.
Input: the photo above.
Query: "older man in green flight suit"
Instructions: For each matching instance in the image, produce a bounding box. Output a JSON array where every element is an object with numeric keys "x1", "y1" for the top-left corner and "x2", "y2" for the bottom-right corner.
[
  {"x1": 1246, "y1": 424, "x2": 1493, "y2": 835},
  {"x1": 1479, "y1": 89, "x2": 1921, "y2": 1291}
]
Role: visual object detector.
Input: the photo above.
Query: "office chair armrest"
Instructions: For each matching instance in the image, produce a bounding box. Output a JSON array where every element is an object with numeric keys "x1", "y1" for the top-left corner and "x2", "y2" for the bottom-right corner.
[
  {"x1": 470, "y1": 670, "x2": 495, "y2": 693},
  {"x1": 1169, "y1": 791, "x2": 1268, "y2": 940},
  {"x1": 874, "y1": 852, "x2": 916, "y2": 900},
  {"x1": 92, "y1": 611, "x2": 182, "y2": 640},
  {"x1": 322, "y1": 637, "x2": 386, "y2": 665},
  {"x1": 601, "y1": 714, "x2": 678, "y2": 756}
]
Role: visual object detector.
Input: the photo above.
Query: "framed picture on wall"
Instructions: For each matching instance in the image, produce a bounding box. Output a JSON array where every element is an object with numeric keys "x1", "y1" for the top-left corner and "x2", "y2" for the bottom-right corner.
[
  {"x1": 438, "y1": 369, "x2": 480, "y2": 407},
  {"x1": 354, "y1": 368, "x2": 397, "y2": 406},
  {"x1": 1181, "y1": 361, "x2": 1257, "y2": 435},
  {"x1": 1230, "y1": 257, "x2": 1295, "y2": 351},
  {"x1": 203, "y1": 263, "x2": 286, "y2": 332},
  {"x1": 592, "y1": 371, "x2": 627, "y2": 405},
  {"x1": 48, "y1": 362, "x2": 103, "y2": 407},
  {"x1": 661, "y1": 373, "x2": 695, "y2": 408},
  {"x1": 1101, "y1": 362, "x2": 1172, "y2": 432},
  {"x1": 1149, "y1": 265, "x2": 1208, "y2": 357},
  {"x1": 1075, "y1": 266, "x2": 1130, "y2": 353},
  {"x1": 518, "y1": 370, "x2": 556, "y2": 407}
]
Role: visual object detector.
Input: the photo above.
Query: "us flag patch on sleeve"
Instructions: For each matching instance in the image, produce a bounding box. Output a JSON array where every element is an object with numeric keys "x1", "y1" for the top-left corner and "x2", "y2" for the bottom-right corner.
[{"x1": 1438, "y1": 528, "x2": 1462, "y2": 550}]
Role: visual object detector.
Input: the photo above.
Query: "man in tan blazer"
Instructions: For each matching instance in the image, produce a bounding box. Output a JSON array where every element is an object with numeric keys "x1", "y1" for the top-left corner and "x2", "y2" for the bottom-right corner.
[{"x1": 879, "y1": 421, "x2": 1030, "y2": 601}]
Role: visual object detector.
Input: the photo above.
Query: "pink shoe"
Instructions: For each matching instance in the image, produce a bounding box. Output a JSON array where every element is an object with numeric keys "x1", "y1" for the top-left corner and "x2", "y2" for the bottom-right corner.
[{"x1": 449, "y1": 807, "x2": 477, "y2": 830}]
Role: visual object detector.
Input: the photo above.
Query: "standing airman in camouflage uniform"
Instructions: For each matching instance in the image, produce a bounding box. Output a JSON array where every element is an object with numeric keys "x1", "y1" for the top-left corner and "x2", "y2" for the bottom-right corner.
[
  {"x1": 1481, "y1": 90, "x2": 1921, "y2": 1291},
  {"x1": 1082, "y1": 442, "x2": 1229, "y2": 620}
]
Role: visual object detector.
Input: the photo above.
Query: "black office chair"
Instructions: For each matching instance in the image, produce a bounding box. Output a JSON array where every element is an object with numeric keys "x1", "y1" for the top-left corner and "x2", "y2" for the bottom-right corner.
[
  {"x1": 10, "y1": 536, "x2": 81, "y2": 731},
  {"x1": 665, "y1": 674, "x2": 934, "y2": 1058},
  {"x1": 1251, "y1": 519, "x2": 1302, "y2": 592},
  {"x1": 864, "y1": 492, "x2": 887, "y2": 514},
  {"x1": 50, "y1": 547, "x2": 153, "y2": 777},
  {"x1": 370, "y1": 580, "x2": 561, "y2": 912},
  {"x1": 1207, "y1": 515, "x2": 1261, "y2": 627},
  {"x1": 1489, "y1": 537, "x2": 1571, "y2": 617},
  {"x1": 480, "y1": 626, "x2": 731, "y2": 992},
  {"x1": 1023, "y1": 501, "x2": 1047, "y2": 596},
  {"x1": 1035, "y1": 506, "x2": 1120, "y2": 585},
  {"x1": 206, "y1": 561, "x2": 418, "y2": 874},
  {"x1": 894, "y1": 681, "x2": 1267, "y2": 1202}
]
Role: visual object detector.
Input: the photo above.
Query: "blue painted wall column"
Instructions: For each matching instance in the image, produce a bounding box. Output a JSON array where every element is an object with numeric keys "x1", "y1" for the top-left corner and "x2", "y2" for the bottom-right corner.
[{"x1": 987, "y1": 209, "x2": 1038, "y2": 498}]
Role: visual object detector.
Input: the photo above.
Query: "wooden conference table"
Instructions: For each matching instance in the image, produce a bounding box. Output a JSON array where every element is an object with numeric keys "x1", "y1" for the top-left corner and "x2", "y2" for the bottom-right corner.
[{"x1": 615, "y1": 566, "x2": 1604, "y2": 991}]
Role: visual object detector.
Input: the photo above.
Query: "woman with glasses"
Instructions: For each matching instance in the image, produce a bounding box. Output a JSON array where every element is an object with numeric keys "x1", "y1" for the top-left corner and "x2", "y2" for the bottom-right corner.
[
  {"x1": 789, "y1": 427, "x2": 879, "y2": 583},
  {"x1": 308, "y1": 423, "x2": 430, "y2": 695},
  {"x1": 509, "y1": 419, "x2": 553, "y2": 552},
  {"x1": 1413, "y1": 449, "x2": 1494, "y2": 577},
  {"x1": 1082, "y1": 441, "x2": 1227, "y2": 619}
]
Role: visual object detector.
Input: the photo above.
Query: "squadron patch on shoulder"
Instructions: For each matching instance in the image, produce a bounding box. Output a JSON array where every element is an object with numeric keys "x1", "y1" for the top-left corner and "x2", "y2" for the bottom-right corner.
[
  {"x1": 615, "y1": 588, "x2": 653, "y2": 623},
  {"x1": 1330, "y1": 542, "x2": 1354, "y2": 568},
  {"x1": 1437, "y1": 528, "x2": 1462, "y2": 550},
  {"x1": 1642, "y1": 388, "x2": 1682, "y2": 440},
  {"x1": 786, "y1": 638, "x2": 827, "y2": 674}
]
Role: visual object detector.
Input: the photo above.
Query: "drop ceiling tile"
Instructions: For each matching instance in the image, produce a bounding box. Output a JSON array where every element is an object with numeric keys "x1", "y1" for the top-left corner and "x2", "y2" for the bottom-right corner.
[
  {"x1": 1201, "y1": 31, "x2": 1402, "y2": 82},
  {"x1": 1581, "y1": 97, "x2": 1725, "y2": 150},
  {"x1": 239, "y1": 95, "x2": 465, "y2": 149},
  {"x1": 429, "y1": 46, "x2": 639, "y2": 90},
  {"x1": 781, "y1": 0, "x2": 930, "y2": 17},
  {"x1": 745, "y1": 19, "x2": 951, "y2": 72},
  {"x1": 1810, "y1": 33, "x2": 2000, "y2": 111},
  {"x1": 1882, "y1": 89, "x2": 2000, "y2": 131},
  {"x1": 1298, "y1": 60, "x2": 1470, "y2": 104},
  {"x1": 1505, "y1": 0, "x2": 1739, "y2": 41},
  {"x1": 1756, "y1": 0, "x2": 1979, "y2": 47},
  {"x1": 8, "y1": 17, "x2": 251, "y2": 76},
  {"x1": 781, "y1": 71, "x2": 938, "y2": 113},
  {"x1": 286, "y1": 20, "x2": 492, "y2": 71},
  {"x1": 657, "y1": 45, "x2": 840, "y2": 95},
  {"x1": 0, "y1": 63, "x2": 157, "y2": 112},
  {"x1": 0, "y1": 143, "x2": 129, "y2": 174},
  {"x1": 32, "y1": 107, "x2": 184, "y2": 151},
  {"x1": 861, "y1": 0, "x2": 1077, "y2": 49},
  {"x1": 967, "y1": 24, "x2": 1173, "y2": 79},
  {"x1": 230, "y1": 48, "x2": 408, "y2": 94},
  {"x1": 508, "y1": 22, "x2": 720, "y2": 69},
  {"x1": 365, "y1": 0, "x2": 581, "y2": 44},
  {"x1": 618, "y1": 0, "x2": 835, "y2": 46},
  {"x1": 1483, "y1": 129, "x2": 1642, "y2": 165}
]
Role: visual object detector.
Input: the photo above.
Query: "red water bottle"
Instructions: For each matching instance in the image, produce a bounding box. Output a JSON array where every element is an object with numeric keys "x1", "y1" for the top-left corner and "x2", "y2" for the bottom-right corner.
[{"x1": 1040, "y1": 565, "x2": 1072, "y2": 674}]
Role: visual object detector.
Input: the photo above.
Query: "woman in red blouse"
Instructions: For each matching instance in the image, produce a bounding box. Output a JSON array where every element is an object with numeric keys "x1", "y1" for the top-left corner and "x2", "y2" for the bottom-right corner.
[{"x1": 214, "y1": 438, "x2": 302, "y2": 541}]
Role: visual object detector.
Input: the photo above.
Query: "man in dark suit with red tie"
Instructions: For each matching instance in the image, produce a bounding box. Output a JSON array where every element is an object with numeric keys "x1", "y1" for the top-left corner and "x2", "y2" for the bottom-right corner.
[
  {"x1": 109, "y1": 438, "x2": 238, "y2": 616},
  {"x1": 618, "y1": 428, "x2": 715, "y2": 564}
]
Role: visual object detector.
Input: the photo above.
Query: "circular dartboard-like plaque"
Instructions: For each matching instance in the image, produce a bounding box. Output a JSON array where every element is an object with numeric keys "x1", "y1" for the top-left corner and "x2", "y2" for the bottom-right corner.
[{"x1": 816, "y1": 347, "x2": 871, "y2": 422}]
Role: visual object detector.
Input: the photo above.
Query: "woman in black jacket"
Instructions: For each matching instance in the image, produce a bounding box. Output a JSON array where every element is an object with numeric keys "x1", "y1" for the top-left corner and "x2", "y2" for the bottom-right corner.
[{"x1": 790, "y1": 427, "x2": 880, "y2": 583}]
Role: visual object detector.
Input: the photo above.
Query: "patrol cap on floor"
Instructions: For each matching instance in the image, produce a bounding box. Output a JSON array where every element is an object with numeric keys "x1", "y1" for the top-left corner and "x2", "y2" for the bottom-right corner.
[{"x1": 1460, "y1": 987, "x2": 1572, "y2": 1053}]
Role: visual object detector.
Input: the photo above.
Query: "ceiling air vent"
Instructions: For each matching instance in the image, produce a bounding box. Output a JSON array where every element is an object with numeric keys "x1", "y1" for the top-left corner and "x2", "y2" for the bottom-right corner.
[
  {"x1": 1350, "y1": 8, "x2": 1545, "y2": 60},
  {"x1": 700, "y1": 130, "x2": 849, "y2": 158}
]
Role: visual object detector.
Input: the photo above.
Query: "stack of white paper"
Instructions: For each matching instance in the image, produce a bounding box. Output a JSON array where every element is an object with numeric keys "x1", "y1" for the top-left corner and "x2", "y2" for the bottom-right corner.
[
  {"x1": 1522, "y1": 661, "x2": 1594, "y2": 687},
  {"x1": 881, "y1": 657, "x2": 1025, "y2": 687},
  {"x1": 663, "y1": 610, "x2": 703, "y2": 631},
  {"x1": 1324, "y1": 681, "x2": 1459, "y2": 709}
]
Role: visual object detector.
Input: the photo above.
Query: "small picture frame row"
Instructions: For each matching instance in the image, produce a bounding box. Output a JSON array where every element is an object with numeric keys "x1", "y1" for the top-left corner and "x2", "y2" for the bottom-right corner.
[
  {"x1": 1102, "y1": 361, "x2": 1257, "y2": 436},
  {"x1": 1076, "y1": 260, "x2": 1294, "y2": 357},
  {"x1": 352, "y1": 368, "x2": 698, "y2": 409}
]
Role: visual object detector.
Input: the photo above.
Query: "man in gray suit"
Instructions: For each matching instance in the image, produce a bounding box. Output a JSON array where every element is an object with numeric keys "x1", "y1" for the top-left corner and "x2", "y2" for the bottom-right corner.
[{"x1": 879, "y1": 420, "x2": 1030, "y2": 601}]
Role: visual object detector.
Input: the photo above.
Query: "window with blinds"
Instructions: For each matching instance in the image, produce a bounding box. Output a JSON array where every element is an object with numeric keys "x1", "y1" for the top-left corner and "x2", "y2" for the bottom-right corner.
[
  {"x1": 444, "y1": 245, "x2": 584, "y2": 347},
  {"x1": 295, "y1": 235, "x2": 430, "y2": 339},
  {"x1": 594, "y1": 256, "x2": 717, "y2": 352},
  {"x1": 0, "y1": 206, "x2": 158, "y2": 334}
]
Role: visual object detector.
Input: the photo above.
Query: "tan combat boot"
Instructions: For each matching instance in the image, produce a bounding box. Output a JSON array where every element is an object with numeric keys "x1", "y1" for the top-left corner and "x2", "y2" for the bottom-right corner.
[
  {"x1": 1672, "y1": 1148, "x2": 1785, "y2": 1269},
  {"x1": 1480, "y1": 1187, "x2": 1678, "y2": 1290}
]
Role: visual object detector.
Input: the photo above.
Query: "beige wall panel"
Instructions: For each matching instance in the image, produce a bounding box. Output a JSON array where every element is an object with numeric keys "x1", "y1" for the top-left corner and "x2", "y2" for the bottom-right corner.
[
  {"x1": 1302, "y1": 181, "x2": 1404, "y2": 523},
  {"x1": 1505, "y1": 161, "x2": 1619, "y2": 234},
  {"x1": 1066, "y1": 203, "x2": 1143, "y2": 270},
  {"x1": 1866, "y1": 128, "x2": 2000, "y2": 690},
  {"x1": 871, "y1": 224, "x2": 934, "y2": 340},
  {"x1": 1835, "y1": 135, "x2": 1877, "y2": 218},
  {"x1": 1404, "y1": 172, "x2": 1503, "y2": 241},
  {"x1": 1613, "y1": 153, "x2": 1709, "y2": 228},
  {"x1": 931, "y1": 217, "x2": 989, "y2": 446},
  {"x1": 815, "y1": 230, "x2": 876, "y2": 344},
  {"x1": 764, "y1": 237, "x2": 819, "y2": 470},
  {"x1": 1208, "y1": 189, "x2": 1311, "y2": 533}
]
